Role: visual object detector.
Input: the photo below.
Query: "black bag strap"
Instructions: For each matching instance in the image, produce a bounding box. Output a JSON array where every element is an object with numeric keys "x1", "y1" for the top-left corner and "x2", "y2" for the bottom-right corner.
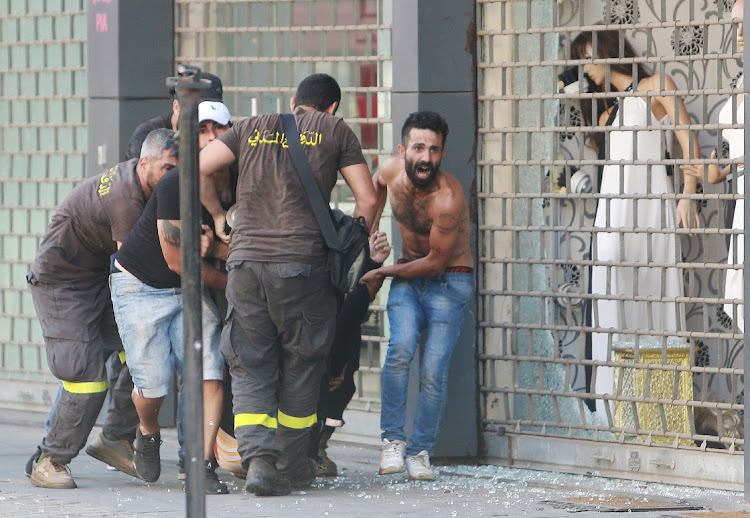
[{"x1": 282, "y1": 113, "x2": 342, "y2": 251}]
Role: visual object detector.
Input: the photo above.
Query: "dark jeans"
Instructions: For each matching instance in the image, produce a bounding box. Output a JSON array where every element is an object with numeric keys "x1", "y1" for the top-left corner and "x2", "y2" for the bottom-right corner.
[{"x1": 222, "y1": 260, "x2": 336, "y2": 475}]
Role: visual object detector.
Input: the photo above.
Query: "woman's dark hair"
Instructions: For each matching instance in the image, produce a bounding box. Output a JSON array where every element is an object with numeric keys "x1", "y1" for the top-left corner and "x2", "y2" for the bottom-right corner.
[{"x1": 570, "y1": 30, "x2": 651, "y2": 152}]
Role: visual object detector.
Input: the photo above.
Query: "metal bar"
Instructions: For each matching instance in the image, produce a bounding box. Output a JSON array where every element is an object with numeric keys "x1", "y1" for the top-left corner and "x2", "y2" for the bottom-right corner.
[
  {"x1": 743, "y1": 0, "x2": 750, "y2": 498},
  {"x1": 172, "y1": 66, "x2": 209, "y2": 517},
  {"x1": 174, "y1": 24, "x2": 391, "y2": 32}
]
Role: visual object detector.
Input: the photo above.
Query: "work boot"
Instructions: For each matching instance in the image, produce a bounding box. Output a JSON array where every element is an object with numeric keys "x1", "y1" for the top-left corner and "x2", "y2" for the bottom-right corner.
[
  {"x1": 204, "y1": 460, "x2": 230, "y2": 494},
  {"x1": 316, "y1": 427, "x2": 338, "y2": 477},
  {"x1": 378, "y1": 438, "x2": 406, "y2": 475},
  {"x1": 85, "y1": 432, "x2": 137, "y2": 478},
  {"x1": 30, "y1": 456, "x2": 77, "y2": 489},
  {"x1": 25, "y1": 445, "x2": 42, "y2": 477},
  {"x1": 244, "y1": 456, "x2": 291, "y2": 497},
  {"x1": 133, "y1": 429, "x2": 162, "y2": 483},
  {"x1": 405, "y1": 450, "x2": 436, "y2": 481},
  {"x1": 282, "y1": 457, "x2": 318, "y2": 489}
]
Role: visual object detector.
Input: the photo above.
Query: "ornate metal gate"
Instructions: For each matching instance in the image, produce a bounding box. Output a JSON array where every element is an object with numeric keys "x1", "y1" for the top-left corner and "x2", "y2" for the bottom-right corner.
[{"x1": 477, "y1": 0, "x2": 745, "y2": 489}]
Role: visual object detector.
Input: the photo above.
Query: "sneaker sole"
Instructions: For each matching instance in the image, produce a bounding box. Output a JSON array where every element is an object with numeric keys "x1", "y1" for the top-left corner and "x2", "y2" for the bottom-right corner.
[
  {"x1": 30, "y1": 472, "x2": 77, "y2": 489},
  {"x1": 378, "y1": 465, "x2": 406, "y2": 475},
  {"x1": 205, "y1": 480, "x2": 230, "y2": 494},
  {"x1": 177, "y1": 471, "x2": 187, "y2": 481},
  {"x1": 85, "y1": 444, "x2": 138, "y2": 478},
  {"x1": 134, "y1": 463, "x2": 160, "y2": 483},
  {"x1": 408, "y1": 473, "x2": 436, "y2": 481}
]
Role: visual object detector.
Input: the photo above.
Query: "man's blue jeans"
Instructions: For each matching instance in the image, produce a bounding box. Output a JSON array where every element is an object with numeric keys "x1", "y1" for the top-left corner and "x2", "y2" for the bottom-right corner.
[{"x1": 380, "y1": 272, "x2": 474, "y2": 455}]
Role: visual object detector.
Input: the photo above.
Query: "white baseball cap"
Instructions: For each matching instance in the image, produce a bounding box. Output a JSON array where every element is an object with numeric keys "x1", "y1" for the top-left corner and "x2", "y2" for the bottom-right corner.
[{"x1": 198, "y1": 101, "x2": 232, "y2": 126}]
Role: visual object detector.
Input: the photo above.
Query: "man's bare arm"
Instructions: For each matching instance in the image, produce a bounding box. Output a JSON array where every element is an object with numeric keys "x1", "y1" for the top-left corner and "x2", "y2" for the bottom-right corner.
[
  {"x1": 158, "y1": 219, "x2": 228, "y2": 290},
  {"x1": 360, "y1": 193, "x2": 462, "y2": 287},
  {"x1": 199, "y1": 139, "x2": 235, "y2": 243},
  {"x1": 339, "y1": 162, "x2": 377, "y2": 233},
  {"x1": 369, "y1": 156, "x2": 399, "y2": 232}
]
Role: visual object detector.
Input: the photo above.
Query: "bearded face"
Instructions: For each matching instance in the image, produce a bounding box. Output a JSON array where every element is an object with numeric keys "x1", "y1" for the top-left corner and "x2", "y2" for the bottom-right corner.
[
  {"x1": 405, "y1": 155, "x2": 440, "y2": 189},
  {"x1": 401, "y1": 128, "x2": 445, "y2": 189}
]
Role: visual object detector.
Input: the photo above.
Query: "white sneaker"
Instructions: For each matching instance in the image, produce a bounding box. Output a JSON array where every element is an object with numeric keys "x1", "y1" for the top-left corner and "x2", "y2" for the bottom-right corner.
[
  {"x1": 378, "y1": 439, "x2": 406, "y2": 475},
  {"x1": 405, "y1": 450, "x2": 435, "y2": 481}
]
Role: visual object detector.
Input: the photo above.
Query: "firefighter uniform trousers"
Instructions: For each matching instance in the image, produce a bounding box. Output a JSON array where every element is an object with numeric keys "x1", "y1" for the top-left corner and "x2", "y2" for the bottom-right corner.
[
  {"x1": 28, "y1": 275, "x2": 138, "y2": 464},
  {"x1": 221, "y1": 260, "x2": 336, "y2": 476}
]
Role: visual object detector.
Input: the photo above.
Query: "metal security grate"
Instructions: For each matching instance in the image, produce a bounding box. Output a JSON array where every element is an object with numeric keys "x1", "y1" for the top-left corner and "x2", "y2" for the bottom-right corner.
[
  {"x1": 0, "y1": 2, "x2": 88, "y2": 393},
  {"x1": 174, "y1": 0, "x2": 394, "y2": 412},
  {"x1": 477, "y1": 0, "x2": 744, "y2": 487}
]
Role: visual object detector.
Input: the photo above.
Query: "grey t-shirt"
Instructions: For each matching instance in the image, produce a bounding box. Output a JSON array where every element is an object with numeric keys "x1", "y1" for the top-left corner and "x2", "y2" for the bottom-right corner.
[
  {"x1": 31, "y1": 159, "x2": 146, "y2": 283},
  {"x1": 219, "y1": 107, "x2": 365, "y2": 263}
]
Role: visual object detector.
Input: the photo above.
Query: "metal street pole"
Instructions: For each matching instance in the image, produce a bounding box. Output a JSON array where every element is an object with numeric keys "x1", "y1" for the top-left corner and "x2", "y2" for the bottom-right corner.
[
  {"x1": 743, "y1": 0, "x2": 749, "y2": 502},
  {"x1": 168, "y1": 65, "x2": 211, "y2": 517}
]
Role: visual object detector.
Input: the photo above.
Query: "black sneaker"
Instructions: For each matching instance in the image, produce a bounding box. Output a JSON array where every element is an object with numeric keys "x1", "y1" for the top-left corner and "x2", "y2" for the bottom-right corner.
[
  {"x1": 133, "y1": 429, "x2": 162, "y2": 483},
  {"x1": 245, "y1": 457, "x2": 291, "y2": 497},
  {"x1": 204, "y1": 460, "x2": 229, "y2": 494},
  {"x1": 25, "y1": 445, "x2": 42, "y2": 478}
]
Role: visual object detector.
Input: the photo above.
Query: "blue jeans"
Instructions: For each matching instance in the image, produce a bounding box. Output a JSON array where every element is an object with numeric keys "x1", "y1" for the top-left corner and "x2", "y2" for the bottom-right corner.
[
  {"x1": 380, "y1": 272, "x2": 474, "y2": 455},
  {"x1": 109, "y1": 272, "x2": 225, "y2": 398}
]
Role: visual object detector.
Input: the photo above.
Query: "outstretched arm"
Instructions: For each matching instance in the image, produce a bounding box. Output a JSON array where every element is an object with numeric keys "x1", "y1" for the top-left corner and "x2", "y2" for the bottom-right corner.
[
  {"x1": 359, "y1": 192, "x2": 462, "y2": 291},
  {"x1": 369, "y1": 156, "x2": 400, "y2": 232}
]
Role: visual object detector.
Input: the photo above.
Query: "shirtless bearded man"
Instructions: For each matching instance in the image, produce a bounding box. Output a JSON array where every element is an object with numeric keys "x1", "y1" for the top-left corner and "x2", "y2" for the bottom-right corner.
[{"x1": 360, "y1": 110, "x2": 474, "y2": 481}]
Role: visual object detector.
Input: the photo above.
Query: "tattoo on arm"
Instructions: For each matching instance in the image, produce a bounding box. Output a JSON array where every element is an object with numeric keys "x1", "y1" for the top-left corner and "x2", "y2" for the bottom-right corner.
[
  {"x1": 159, "y1": 220, "x2": 181, "y2": 248},
  {"x1": 435, "y1": 213, "x2": 459, "y2": 234}
]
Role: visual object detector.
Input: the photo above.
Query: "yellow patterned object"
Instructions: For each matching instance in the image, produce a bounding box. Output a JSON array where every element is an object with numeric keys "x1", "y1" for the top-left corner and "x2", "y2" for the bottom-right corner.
[
  {"x1": 214, "y1": 428, "x2": 247, "y2": 479},
  {"x1": 613, "y1": 345, "x2": 693, "y2": 445}
]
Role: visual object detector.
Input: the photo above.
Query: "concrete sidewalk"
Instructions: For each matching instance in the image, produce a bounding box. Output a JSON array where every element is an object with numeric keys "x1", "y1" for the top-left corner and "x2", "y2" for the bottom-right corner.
[{"x1": 1, "y1": 410, "x2": 749, "y2": 517}]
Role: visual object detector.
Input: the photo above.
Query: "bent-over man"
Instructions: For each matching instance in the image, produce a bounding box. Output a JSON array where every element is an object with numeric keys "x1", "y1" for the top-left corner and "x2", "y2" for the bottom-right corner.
[{"x1": 27, "y1": 129, "x2": 179, "y2": 489}]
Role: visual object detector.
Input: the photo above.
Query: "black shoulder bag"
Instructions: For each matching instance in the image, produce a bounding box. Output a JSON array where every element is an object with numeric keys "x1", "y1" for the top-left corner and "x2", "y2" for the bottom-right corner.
[{"x1": 281, "y1": 113, "x2": 370, "y2": 294}]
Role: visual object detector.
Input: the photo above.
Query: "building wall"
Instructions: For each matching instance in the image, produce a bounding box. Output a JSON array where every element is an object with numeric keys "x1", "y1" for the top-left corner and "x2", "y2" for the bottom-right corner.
[{"x1": 0, "y1": 0, "x2": 88, "y2": 408}]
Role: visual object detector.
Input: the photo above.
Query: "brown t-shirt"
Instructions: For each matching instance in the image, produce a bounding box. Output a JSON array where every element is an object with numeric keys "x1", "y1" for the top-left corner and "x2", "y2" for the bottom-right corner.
[
  {"x1": 219, "y1": 107, "x2": 365, "y2": 263},
  {"x1": 31, "y1": 158, "x2": 147, "y2": 283}
]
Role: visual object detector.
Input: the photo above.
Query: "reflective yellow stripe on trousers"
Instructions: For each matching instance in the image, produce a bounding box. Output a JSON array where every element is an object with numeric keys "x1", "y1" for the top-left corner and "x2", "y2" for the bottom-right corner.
[
  {"x1": 118, "y1": 350, "x2": 126, "y2": 364},
  {"x1": 62, "y1": 380, "x2": 109, "y2": 394},
  {"x1": 278, "y1": 410, "x2": 317, "y2": 429},
  {"x1": 235, "y1": 413, "x2": 278, "y2": 429}
]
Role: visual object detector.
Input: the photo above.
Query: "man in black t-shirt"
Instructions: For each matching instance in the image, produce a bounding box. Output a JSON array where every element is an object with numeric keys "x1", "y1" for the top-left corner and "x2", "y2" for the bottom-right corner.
[
  {"x1": 124, "y1": 71, "x2": 224, "y2": 160},
  {"x1": 27, "y1": 129, "x2": 178, "y2": 489},
  {"x1": 110, "y1": 103, "x2": 232, "y2": 494}
]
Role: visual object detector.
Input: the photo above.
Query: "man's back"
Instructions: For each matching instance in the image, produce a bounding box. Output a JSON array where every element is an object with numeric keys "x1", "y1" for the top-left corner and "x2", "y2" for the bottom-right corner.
[
  {"x1": 218, "y1": 107, "x2": 365, "y2": 263},
  {"x1": 115, "y1": 168, "x2": 181, "y2": 289},
  {"x1": 32, "y1": 159, "x2": 145, "y2": 283}
]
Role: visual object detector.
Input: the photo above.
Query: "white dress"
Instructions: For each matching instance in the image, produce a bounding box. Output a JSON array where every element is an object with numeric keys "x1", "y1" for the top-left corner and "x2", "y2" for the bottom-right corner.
[
  {"x1": 591, "y1": 95, "x2": 686, "y2": 415},
  {"x1": 720, "y1": 83, "x2": 745, "y2": 331}
]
